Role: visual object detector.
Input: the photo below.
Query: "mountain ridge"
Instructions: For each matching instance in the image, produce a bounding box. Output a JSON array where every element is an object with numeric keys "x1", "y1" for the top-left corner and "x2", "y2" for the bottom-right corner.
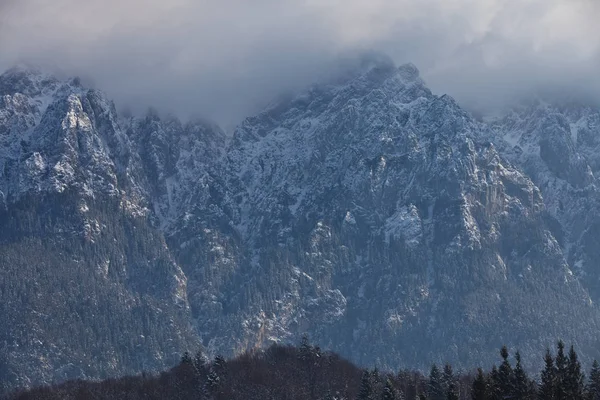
[{"x1": 2, "y1": 57, "x2": 600, "y2": 389}]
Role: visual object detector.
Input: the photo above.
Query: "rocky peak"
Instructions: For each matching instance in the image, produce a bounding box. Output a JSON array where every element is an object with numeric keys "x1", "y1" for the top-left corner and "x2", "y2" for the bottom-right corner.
[
  {"x1": 0, "y1": 65, "x2": 60, "y2": 98},
  {"x1": 216, "y1": 57, "x2": 586, "y2": 373},
  {"x1": 4, "y1": 58, "x2": 600, "y2": 389},
  {"x1": 489, "y1": 97, "x2": 600, "y2": 304},
  {"x1": 0, "y1": 68, "x2": 151, "y2": 218}
]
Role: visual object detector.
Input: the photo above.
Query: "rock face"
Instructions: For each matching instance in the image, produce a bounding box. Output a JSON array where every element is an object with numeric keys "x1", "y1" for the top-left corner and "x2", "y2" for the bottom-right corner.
[
  {"x1": 490, "y1": 100, "x2": 600, "y2": 304},
  {"x1": 2, "y1": 57, "x2": 600, "y2": 389},
  {"x1": 0, "y1": 67, "x2": 200, "y2": 389},
  {"x1": 215, "y1": 59, "x2": 599, "y2": 369}
]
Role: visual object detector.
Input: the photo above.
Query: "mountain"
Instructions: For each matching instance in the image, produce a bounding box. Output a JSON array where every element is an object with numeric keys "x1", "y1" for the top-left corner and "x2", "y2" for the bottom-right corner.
[
  {"x1": 489, "y1": 101, "x2": 600, "y2": 299},
  {"x1": 214, "y1": 58, "x2": 600, "y2": 368},
  {"x1": 0, "y1": 66, "x2": 201, "y2": 388},
  {"x1": 2, "y1": 56, "x2": 600, "y2": 390}
]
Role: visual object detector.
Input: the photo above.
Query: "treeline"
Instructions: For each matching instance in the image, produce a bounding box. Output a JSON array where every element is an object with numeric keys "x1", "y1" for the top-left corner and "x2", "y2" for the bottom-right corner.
[{"x1": 7, "y1": 338, "x2": 600, "y2": 399}]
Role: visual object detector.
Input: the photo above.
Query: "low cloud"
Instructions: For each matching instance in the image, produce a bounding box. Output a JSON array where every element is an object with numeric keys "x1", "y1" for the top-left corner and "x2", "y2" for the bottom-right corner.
[{"x1": 1, "y1": 0, "x2": 599, "y2": 125}]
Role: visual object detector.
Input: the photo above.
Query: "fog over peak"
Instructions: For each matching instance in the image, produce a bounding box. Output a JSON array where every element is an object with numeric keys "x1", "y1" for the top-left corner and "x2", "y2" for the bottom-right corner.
[{"x1": 1, "y1": 0, "x2": 599, "y2": 126}]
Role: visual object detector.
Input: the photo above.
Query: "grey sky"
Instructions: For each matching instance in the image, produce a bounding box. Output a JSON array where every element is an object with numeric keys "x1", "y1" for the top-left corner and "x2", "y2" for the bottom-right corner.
[{"x1": 1, "y1": 0, "x2": 599, "y2": 125}]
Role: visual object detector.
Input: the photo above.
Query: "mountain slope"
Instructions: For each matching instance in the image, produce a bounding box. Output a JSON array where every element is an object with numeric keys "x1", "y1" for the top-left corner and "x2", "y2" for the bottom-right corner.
[
  {"x1": 0, "y1": 67, "x2": 200, "y2": 389},
  {"x1": 3, "y1": 58, "x2": 600, "y2": 388},
  {"x1": 490, "y1": 101, "x2": 600, "y2": 301},
  {"x1": 211, "y1": 58, "x2": 600, "y2": 368}
]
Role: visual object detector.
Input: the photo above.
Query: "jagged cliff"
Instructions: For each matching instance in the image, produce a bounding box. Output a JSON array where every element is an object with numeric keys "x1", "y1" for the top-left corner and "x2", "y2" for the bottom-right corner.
[{"x1": 2, "y1": 57, "x2": 600, "y2": 389}]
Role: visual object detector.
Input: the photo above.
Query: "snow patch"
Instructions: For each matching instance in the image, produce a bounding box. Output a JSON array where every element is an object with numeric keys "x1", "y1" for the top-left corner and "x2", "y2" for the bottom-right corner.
[{"x1": 384, "y1": 204, "x2": 422, "y2": 246}]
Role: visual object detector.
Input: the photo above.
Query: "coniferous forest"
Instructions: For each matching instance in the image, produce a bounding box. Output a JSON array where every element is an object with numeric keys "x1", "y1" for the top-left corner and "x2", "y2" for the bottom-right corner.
[{"x1": 6, "y1": 338, "x2": 600, "y2": 400}]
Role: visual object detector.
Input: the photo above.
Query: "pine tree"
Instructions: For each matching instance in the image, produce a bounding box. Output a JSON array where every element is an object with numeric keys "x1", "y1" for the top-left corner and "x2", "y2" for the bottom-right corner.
[
  {"x1": 513, "y1": 351, "x2": 530, "y2": 400},
  {"x1": 587, "y1": 360, "x2": 600, "y2": 400},
  {"x1": 498, "y1": 346, "x2": 514, "y2": 397},
  {"x1": 300, "y1": 334, "x2": 313, "y2": 362},
  {"x1": 539, "y1": 348, "x2": 556, "y2": 400},
  {"x1": 555, "y1": 341, "x2": 568, "y2": 400},
  {"x1": 192, "y1": 349, "x2": 208, "y2": 397},
  {"x1": 205, "y1": 354, "x2": 226, "y2": 396},
  {"x1": 442, "y1": 364, "x2": 454, "y2": 391},
  {"x1": 206, "y1": 368, "x2": 220, "y2": 392},
  {"x1": 359, "y1": 370, "x2": 374, "y2": 400},
  {"x1": 213, "y1": 354, "x2": 226, "y2": 375},
  {"x1": 472, "y1": 368, "x2": 488, "y2": 400},
  {"x1": 314, "y1": 345, "x2": 323, "y2": 360},
  {"x1": 372, "y1": 367, "x2": 382, "y2": 387},
  {"x1": 489, "y1": 365, "x2": 501, "y2": 400},
  {"x1": 565, "y1": 345, "x2": 584, "y2": 400},
  {"x1": 194, "y1": 348, "x2": 208, "y2": 371},
  {"x1": 382, "y1": 379, "x2": 397, "y2": 400},
  {"x1": 442, "y1": 364, "x2": 457, "y2": 400},
  {"x1": 446, "y1": 380, "x2": 459, "y2": 400},
  {"x1": 428, "y1": 364, "x2": 445, "y2": 400},
  {"x1": 180, "y1": 351, "x2": 193, "y2": 365}
]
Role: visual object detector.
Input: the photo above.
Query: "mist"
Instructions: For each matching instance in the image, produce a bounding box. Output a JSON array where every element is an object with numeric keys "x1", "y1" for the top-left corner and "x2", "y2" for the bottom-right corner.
[{"x1": 1, "y1": 0, "x2": 599, "y2": 126}]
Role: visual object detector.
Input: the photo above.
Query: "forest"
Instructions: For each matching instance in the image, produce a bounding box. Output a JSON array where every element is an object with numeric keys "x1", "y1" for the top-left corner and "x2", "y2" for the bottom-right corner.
[{"x1": 6, "y1": 337, "x2": 600, "y2": 400}]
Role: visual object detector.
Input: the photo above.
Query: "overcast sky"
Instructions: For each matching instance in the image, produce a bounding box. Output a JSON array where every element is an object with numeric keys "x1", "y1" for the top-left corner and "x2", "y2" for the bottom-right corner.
[{"x1": 1, "y1": 0, "x2": 599, "y2": 126}]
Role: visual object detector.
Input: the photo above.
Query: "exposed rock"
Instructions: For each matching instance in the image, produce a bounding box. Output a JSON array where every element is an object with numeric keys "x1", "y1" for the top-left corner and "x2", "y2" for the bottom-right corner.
[{"x1": 3, "y1": 58, "x2": 600, "y2": 389}]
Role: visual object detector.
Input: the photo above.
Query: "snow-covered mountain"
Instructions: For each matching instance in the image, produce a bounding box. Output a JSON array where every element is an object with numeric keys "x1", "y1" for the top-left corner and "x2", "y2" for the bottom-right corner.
[
  {"x1": 0, "y1": 66, "x2": 200, "y2": 388},
  {"x1": 2, "y1": 56, "x2": 600, "y2": 389},
  {"x1": 489, "y1": 100, "x2": 600, "y2": 302}
]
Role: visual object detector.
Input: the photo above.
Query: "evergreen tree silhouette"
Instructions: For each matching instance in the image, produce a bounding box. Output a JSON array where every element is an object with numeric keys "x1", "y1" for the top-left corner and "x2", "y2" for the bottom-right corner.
[
  {"x1": 428, "y1": 364, "x2": 445, "y2": 400},
  {"x1": 443, "y1": 364, "x2": 457, "y2": 400},
  {"x1": 513, "y1": 351, "x2": 531, "y2": 399},
  {"x1": 372, "y1": 367, "x2": 382, "y2": 387},
  {"x1": 442, "y1": 364, "x2": 454, "y2": 390},
  {"x1": 489, "y1": 365, "x2": 502, "y2": 400},
  {"x1": 446, "y1": 380, "x2": 459, "y2": 400},
  {"x1": 498, "y1": 346, "x2": 514, "y2": 397},
  {"x1": 587, "y1": 360, "x2": 600, "y2": 400},
  {"x1": 539, "y1": 348, "x2": 556, "y2": 400},
  {"x1": 555, "y1": 341, "x2": 568, "y2": 400},
  {"x1": 565, "y1": 345, "x2": 584, "y2": 399},
  {"x1": 471, "y1": 368, "x2": 488, "y2": 400},
  {"x1": 206, "y1": 354, "x2": 226, "y2": 396},
  {"x1": 180, "y1": 351, "x2": 193, "y2": 365},
  {"x1": 359, "y1": 370, "x2": 374, "y2": 400},
  {"x1": 193, "y1": 348, "x2": 208, "y2": 371},
  {"x1": 213, "y1": 354, "x2": 226, "y2": 375},
  {"x1": 300, "y1": 334, "x2": 313, "y2": 362},
  {"x1": 382, "y1": 379, "x2": 397, "y2": 400}
]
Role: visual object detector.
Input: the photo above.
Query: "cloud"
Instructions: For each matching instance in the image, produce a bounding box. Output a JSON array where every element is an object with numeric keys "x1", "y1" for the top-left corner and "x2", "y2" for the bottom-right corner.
[{"x1": 1, "y1": 0, "x2": 599, "y2": 125}]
